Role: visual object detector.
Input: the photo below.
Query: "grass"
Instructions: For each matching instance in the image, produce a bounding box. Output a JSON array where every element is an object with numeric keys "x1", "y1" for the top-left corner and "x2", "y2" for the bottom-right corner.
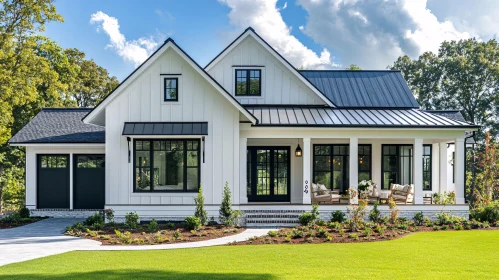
[{"x1": 0, "y1": 231, "x2": 498, "y2": 279}]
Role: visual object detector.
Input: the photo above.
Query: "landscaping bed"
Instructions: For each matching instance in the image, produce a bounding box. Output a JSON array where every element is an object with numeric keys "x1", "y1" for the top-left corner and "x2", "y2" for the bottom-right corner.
[
  {"x1": 0, "y1": 208, "x2": 46, "y2": 229},
  {"x1": 66, "y1": 222, "x2": 244, "y2": 245}
]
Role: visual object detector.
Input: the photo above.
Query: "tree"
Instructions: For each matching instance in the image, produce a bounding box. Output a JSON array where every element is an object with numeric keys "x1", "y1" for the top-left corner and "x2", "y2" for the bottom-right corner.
[
  {"x1": 194, "y1": 187, "x2": 207, "y2": 225},
  {"x1": 472, "y1": 132, "x2": 499, "y2": 206},
  {"x1": 391, "y1": 39, "x2": 499, "y2": 139},
  {"x1": 346, "y1": 64, "x2": 362, "y2": 70},
  {"x1": 219, "y1": 182, "x2": 234, "y2": 226}
]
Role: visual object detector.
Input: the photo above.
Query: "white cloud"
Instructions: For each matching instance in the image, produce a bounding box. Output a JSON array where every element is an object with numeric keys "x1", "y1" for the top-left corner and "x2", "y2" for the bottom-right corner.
[
  {"x1": 297, "y1": 0, "x2": 472, "y2": 69},
  {"x1": 90, "y1": 11, "x2": 159, "y2": 66},
  {"x1": 219, "y1": 0, "x2": 339, "y2": 69}
]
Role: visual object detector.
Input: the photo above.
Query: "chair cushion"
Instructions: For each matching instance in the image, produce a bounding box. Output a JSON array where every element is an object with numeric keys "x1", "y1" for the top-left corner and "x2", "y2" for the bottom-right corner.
[
  {"x1": 311, "y1": 183, "x2": 318, "y2": 193},
  {"x1": 318, "y1": 184, "x2": 328, "y2": 195},
  {"x1": 392, "y1": 194, "x2": 407, "y2": 200},
  {"x1": 392, "y1": 184, "x2": 405, "y2": 192},
  {"x1": 392, "y1": 190, "x2": 406, "y2": 196},
  {"x1": 315, "y1": 194, "x2": 330, "y2": 199},
  {"x1": 331, "y1": 194, "x2": 341, "y2": 199}
]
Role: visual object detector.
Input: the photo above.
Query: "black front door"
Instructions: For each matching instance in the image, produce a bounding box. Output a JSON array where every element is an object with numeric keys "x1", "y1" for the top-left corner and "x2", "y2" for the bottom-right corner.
[
  {"x1": 247, "y1": 146, "x2": 290, "y2": 202},
  {"x1": 37, "y1": 155, "x2": 70, "y2": 209},
  {"x1": 73, "y1": 155, "x2": 105, "y2": 209}
]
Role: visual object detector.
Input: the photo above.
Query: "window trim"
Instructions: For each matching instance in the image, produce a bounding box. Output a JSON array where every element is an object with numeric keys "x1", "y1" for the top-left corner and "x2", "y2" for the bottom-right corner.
[
  {"x1": 422, "y1": 145, "x2": 432, "y2": 191},
  {"x1": 133, "y1": 139, "x2": 201, "y2": 193},
  {"x1": 312, "y1": 144, "x2": 349, "y2": 193},
  {"x1": 234, "y1": 69, "x2": 262, "y2": 96},
  {"x1": 163, "y1": 77, "x2": 179, "y2": 102},
  {"x1": 381, "y1": 144, "x2": 432, "y2": 190},
  {"x1": 358, "y1": 144, "x2": 372, "y2": 181}
]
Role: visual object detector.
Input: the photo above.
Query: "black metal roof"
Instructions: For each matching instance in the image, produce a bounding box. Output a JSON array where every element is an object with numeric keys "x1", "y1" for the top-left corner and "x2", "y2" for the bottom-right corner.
[
  {"x1": 122, "y1": 122, "x2": 208, "y2": 136},
  {"x1": 299, "y1": 70, "x2": 420, "y2": 108},
  {"x1": 246, "y1": 106, "x2": 479, "y2": 128},
  {"x1": 9, "y1": 108, "x2": 105, "y2": 144}
]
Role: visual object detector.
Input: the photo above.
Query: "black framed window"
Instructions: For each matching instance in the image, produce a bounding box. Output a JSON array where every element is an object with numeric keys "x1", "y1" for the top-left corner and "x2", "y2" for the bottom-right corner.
[
  {"x1": 381, "y1": 144, "x2": 432, "y2": 190},
  {"x1": 235, "y1": 69, "x2": 261, "y2": 96},
  {"x1": 358, "y1": 144, "x2": 372, "y2": 181},
  {"x1": 134, "y1": 139, "x2": 200, "y2": 192},
  {"x1": 423, "y1": 145, "x2": 432, "y2": 191},
  {"x1": 164, "y1": 78, "x2": 178, "y2": 101},
  {"x1": 313, "y1": 144, "x2": 349, "y2": 193}
]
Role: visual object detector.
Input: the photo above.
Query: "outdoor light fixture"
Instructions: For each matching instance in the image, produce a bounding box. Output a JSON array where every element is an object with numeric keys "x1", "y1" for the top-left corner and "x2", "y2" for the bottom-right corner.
[
  {"x1": 127, "y1": 137, "x2": 131, "y2": 163},
  {"x1": 295, "y1": 139, "x2": 302, "y2": 157}
]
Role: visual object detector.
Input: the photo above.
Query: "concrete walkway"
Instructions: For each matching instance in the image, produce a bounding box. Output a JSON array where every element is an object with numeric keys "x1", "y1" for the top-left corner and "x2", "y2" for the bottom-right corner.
[{"x1": 0, "y1": 218, "x2": 271, "y2": 266}]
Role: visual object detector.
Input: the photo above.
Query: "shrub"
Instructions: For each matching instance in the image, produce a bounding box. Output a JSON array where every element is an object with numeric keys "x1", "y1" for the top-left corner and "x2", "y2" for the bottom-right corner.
[
  {"x1": 267, "y1": 230, "x2": 277, "y2": 237},
  {"x1": 316, "y1": 218, "x2": 327, "y2": 226},
  {"x1": 470, "y1": 202, "x2": 499, "y2": 223},
  {"x1": 298, "y1": 212, "x2": 314, "y2": 226},
  {"x1": 19, "y1": 207, "x2": 30, "y2": 218},
  {"x1": 348, "y1": 233, "x2": 359, "y2": 240},
  {"x1": 167, "y1": 222, "x2": 175, "y2": 229},
  {"x1": 330, "y1": 210, "x2": 346, "y2": 223},
  {"x1": 413, "y1": 212, "x2": 425, "y2": 226},
  {"x1": 316, "y1": 227, "x2": 328, "y2": 238},
  {"x1": 433, "y1": 226, "x2": 439, "y2": 231},
  {"x1": 306, "y1": 237, "x2": 314, "y2": 243},
  {"x1": 368, "y1": 203, "x2": 382, "y2": 224},
  {"x1": 326, "y1": 235, "x2": 333, "y2": 242},
  {"x1": 347, "y1": 198, "x2": 368, "y2": 232},
  {"x1": 291, "y1": 228, "x2": 304, "y2": 239},
  {"x1": 375, "y1": 224, "x2": 386, "y2": 236},
  {"x1": 327, "y1": 221, "x2": 341, "y2": 231},
  {"x1": 194, "y1": 187, "x2": 208, "y2": 225},
  {"x1": 435, "y1": 212, "x2": 465, "y2": 226},
  {"x1": 362, "y1": 227, "x2": 373, "y2": 237},
  {"x1": 441, "y1": 225, "x2": 449, "y2": 230},
  {"x1": 115, "y1": 230, "x2": 132, "y2": 244},
  {"x1": 84, "y1": 212, "x2": 104, "y2": 226},
  {"x1": 104, "y1": 209, "x2": 114, "y2": 223},
  {"x1": 184, "y1": 216, "x2": 201, "y2": 230},
  {"x1": 454, "y1": 224, "x2": 463, "y2": 230},
  {"x1": 125, "y1": 212, "x2": 139, "y2": 229},
  {"x1": 147, "y1": 219, "x2": 158, "y2": 232},
  {"x1": 219, "y1": 182, "x2": 235, "y2": 226},
  {"x1": 311, "y1": 204, "x2": 320, "y2": 221},
  {"x1": 388, "y1": 197, "x2": 399, "y2": 223},
  {"x1": 284, "y1": 236, "x2": 291, "y2": 242},
  {"x1": 173, "y1": 229, "x2": 182, "y2": 240}
]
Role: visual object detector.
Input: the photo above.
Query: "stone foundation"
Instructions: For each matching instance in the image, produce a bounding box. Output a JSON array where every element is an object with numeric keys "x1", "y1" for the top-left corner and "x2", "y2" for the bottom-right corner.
[{"x1": 30, "y1": 209, "x2": 101, "y2": 218}]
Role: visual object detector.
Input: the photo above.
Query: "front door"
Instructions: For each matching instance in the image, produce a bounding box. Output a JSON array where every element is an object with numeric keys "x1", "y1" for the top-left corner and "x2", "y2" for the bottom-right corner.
[{"x1": 247, "y1": 147, "x2": 290, "y2": 202}]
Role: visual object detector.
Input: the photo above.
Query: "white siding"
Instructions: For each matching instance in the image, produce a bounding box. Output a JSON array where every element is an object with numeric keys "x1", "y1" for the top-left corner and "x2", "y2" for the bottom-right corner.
[
  {"x1": 208, "y1": 36, "x2": 326, "y2": 105},
  {"x1": 105, "y1": 48, "x2": 240, "y2": 206}
]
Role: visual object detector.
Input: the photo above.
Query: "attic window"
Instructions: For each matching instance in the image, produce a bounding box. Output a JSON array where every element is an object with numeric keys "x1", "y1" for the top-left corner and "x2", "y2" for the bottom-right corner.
[
  {"x1": 235, "y1": 69, "x2": 261, "y2": 96},
  {"x1": 164, "y1": 78, "x2": 178, "y2": 101}
]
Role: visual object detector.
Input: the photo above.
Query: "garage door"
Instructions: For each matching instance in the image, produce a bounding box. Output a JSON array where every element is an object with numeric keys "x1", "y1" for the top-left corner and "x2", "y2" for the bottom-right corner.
[
  {"x1": 37, "y1": 155, "x2": 70, "y2": 209},
  {"x1": 73, "y1": 155, "x2": 105, "y2": 209}
]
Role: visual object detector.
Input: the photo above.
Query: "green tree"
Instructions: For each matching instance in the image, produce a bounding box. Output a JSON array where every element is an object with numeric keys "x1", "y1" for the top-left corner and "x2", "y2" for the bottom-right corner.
[
  {"x1": 219, "y1": 182, "x2": 234, "y2": 226},
  {"x1": 391, "y1": 39, "x2": 499, "y2": 139},
  {"x1": 194, "y1": 186, "x2": 208, "y2": 225},
  {"x1": 346, "y1": 64, "x2": 362, "y2": 70},
  {"x1": 472, "y1": 133, "x2": 499, "y2": 206}
]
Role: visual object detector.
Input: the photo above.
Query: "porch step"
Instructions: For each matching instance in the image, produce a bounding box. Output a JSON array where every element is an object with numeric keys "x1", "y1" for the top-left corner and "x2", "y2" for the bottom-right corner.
[{"x1": 244, "y1": 210, "x2": 304, "y2": 227}]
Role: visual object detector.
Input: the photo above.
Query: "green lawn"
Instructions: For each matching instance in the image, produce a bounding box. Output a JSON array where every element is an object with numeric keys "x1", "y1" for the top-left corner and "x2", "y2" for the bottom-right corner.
[{"x1": 1, "y1": 231, "x2": 498, "y2": 280}]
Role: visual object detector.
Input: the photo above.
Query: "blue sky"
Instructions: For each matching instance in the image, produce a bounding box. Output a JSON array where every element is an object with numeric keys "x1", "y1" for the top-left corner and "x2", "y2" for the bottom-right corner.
[{"x1": 44, "y1": 0, "x2": 499, "y2": 81}]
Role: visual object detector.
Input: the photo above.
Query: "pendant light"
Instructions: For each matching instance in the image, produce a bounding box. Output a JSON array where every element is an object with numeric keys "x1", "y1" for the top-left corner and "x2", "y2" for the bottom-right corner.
[{"x1": 295, "y1": 139, "x2": 302, "y2": 157}]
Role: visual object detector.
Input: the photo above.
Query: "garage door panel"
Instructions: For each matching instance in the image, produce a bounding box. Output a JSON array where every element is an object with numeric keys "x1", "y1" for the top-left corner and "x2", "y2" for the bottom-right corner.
[
  {"x1": 73, "y1": 155, "x2": 105, "y2": 209},
  {"x1": 37, "y1": 155, "x2": 69, "y2": 209}
]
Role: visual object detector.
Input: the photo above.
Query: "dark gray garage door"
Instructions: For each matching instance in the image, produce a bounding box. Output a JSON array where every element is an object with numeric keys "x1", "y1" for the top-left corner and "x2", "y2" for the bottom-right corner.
[
  {"x1": 73, "y1": 155, "x2": 105, "y2": 209},
  {"x1": 37, "y1": 155, "x2": 70, "y2": 209}
]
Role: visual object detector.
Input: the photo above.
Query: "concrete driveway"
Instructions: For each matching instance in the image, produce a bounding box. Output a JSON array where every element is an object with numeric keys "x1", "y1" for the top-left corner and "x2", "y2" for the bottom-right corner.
[{"x1": 0, "y1": 218, "x2": 100, "y2": 266}]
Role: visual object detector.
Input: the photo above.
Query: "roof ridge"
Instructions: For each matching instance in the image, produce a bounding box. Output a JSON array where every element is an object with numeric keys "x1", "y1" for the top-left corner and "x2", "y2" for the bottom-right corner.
[
  {"x1": 42, "y1": 107, "x2": 93, "y2": 111},
  {"x1": 298, "y1": 70, "x2": 400, "y2": 72}
]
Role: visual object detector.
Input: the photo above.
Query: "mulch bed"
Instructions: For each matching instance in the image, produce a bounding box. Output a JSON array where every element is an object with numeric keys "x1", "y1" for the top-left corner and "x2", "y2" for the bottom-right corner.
[
  {"x1": 0, "y1": 216, "x2": 47, "y2": 229},
  {"x1": 232, "y1": 224, "x2": 499, "y2": 245},
  {"x1": 66, "y1": 224, "x2": 245, "y2": 245}
]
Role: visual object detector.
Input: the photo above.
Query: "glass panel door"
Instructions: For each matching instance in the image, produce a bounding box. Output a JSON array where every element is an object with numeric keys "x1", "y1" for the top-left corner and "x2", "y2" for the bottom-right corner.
[{"x1": 248, "y1": 147, "x2": 290, "y2": 202}]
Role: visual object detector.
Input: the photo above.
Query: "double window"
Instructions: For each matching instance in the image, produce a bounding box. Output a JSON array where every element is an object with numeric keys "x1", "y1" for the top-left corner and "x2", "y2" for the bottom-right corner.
[
  {"x1": 313, "y1": 144, "x2": 371, "y2": 193},
  {"x1": 235, "y1": 69, "x2": 261, "y2": 96},
  {"x1": 381, "y1": 145, "x2": 432, "y2": 190},
  {"x1": 40, "y1": 155, "x2": 67, "y2": 168},
  {"x1": 134, "y1": 139, "x2": 200, "y2": 192},
  {"x1": 164, "y1": 78, "x2": 178, "y2": 101}
]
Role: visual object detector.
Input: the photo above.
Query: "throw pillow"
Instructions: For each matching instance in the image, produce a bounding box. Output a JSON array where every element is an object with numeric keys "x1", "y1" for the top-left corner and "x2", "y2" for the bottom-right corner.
[{"x1": 318, "y1": 184, "x2": 329, "y2": 195}]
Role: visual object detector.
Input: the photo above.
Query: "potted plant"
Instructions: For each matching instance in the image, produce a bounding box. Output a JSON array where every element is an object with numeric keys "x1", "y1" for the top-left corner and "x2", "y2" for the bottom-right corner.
[{"x1": 358, "y1": 180, "x2": 376, "y2": 199}]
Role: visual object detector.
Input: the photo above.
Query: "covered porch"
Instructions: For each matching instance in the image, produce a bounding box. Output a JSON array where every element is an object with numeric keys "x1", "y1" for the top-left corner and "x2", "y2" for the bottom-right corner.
[{"x1": 239, "y1": 128, "x2": 469, "y2": 207}]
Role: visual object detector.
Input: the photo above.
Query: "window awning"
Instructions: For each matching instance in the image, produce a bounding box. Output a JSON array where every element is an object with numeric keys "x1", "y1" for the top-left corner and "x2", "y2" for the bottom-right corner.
[{"x1": 122, "y1": 122, "x2": 208, "y2": 136}]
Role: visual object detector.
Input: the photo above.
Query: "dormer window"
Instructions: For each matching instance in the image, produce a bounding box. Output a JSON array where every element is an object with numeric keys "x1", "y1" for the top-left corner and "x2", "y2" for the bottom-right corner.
[
  {"x1": 164, "y1": 78, "x2": 178, "y2": 101},
  {"x1": 235, "y1": 69, "x2": 261, "y2": 96}
]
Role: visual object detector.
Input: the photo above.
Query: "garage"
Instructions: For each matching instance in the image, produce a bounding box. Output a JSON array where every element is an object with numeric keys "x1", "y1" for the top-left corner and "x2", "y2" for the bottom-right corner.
[
  {"x1": 73, "y1": 155, "x2": 105, "y2": 209},
  {"x1": 37, "y1": 155, "x2": 70, "y2": 209}
]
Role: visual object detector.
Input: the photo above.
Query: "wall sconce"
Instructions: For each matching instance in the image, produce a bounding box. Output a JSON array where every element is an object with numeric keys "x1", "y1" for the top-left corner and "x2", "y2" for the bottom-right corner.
[
  {"x1": 295, "y1": 139, "x2": 302, "y2": 157},
  {"x1": 127, "y1": 137, "x2": 131, "y2": 163}
]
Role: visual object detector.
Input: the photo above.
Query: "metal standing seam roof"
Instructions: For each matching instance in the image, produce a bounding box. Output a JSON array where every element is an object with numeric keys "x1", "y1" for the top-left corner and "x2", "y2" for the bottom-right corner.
[
  {"x1": 122, "y1": 122, "x2": 208, "y2": 135},
  {"x1": 299, "y1": 70, "x2": 420, "y2": 108},
  {"x1": 8, "y1": 108, "x2": 105, "y2": 144},
  {"x1": 245, "y1": 106, "x2": 479, "y2": 128}
]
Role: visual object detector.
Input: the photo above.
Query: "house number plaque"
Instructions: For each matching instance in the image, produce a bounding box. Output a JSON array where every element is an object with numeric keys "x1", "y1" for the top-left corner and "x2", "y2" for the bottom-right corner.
[{"x1": 304, "y1": 180, "x2": 309, "y2": 194}]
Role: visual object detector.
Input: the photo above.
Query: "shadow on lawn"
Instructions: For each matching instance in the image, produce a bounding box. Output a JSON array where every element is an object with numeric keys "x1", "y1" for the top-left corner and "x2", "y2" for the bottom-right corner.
[{"x1": 0, "y1": 269, "x2": 277, "y2": 280}]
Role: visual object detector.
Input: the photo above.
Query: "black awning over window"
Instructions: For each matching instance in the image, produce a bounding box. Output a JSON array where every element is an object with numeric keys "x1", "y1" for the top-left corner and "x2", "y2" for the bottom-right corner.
[{"x1": 122, "y1": 122, "x2": 208, "y2": 136}]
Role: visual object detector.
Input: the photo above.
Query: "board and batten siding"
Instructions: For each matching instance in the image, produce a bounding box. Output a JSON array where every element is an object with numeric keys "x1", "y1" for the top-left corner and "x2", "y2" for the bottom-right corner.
[
  {"x1": 105, "y1": 48, "x2": 241, "y2": 207},
  {"x1": 208, "y1": 36, "x2": 326, "y2": 105}
]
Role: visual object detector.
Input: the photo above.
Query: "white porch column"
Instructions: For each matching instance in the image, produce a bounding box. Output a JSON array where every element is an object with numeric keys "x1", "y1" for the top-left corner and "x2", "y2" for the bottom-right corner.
[
  {"x1": 302, "y1": 138, "x2": 312, "y2": 204},
  {"x1": 239, "y1": 137, "x2": 248, "y2": 204},
  {"x1": 455, "y1": 138, "x2": 465, "y2": 204},
  {"x1": 413, "y1": 138, "x2": 424, "y2": 204},
  {"x1": 439, "y1": 142, "x2": 449, "y2": 193},
  {"x1": 349, "y1": 137, "x2": 358, "y2": 204}
]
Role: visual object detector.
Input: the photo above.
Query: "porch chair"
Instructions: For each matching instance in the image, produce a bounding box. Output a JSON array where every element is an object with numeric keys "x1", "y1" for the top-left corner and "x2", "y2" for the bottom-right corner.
[
  {"x1": 311, "y1": 183, "x2": 341, "y2": 204},
  {"x1": 388, "y1": 184, "x2": 414, "y2": 204}
]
